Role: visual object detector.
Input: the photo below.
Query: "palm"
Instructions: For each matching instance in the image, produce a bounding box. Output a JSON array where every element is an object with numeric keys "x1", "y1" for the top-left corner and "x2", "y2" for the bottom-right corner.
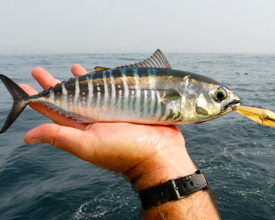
[{"x1": 21, "y1": 65, "x2": 185, "y2": 174}]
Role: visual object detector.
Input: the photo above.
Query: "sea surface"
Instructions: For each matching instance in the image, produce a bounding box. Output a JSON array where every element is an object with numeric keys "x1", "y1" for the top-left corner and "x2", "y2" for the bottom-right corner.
[{"x1": 0, "y1": 53, "x2": 274, "y2": 220}]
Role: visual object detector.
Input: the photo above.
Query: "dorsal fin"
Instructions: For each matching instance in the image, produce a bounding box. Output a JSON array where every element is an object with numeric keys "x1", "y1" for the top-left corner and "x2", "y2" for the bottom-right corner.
[{"x1": 116, "y1": 49, "x2": 171, "y2": 69}]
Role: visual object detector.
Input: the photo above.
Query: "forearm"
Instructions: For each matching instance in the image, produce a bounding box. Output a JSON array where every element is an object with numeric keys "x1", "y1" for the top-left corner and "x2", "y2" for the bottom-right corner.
[{"x1": 126, "y1": 146, "x2": 220, "y2": 219}]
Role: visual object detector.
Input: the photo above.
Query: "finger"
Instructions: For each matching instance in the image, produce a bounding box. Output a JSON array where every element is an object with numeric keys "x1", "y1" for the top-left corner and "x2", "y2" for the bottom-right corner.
[
  {"x1": 32, "y1": 67, "x2": 61, "y2": 90},
  {"x1": 20, "y1": 84, "x2": 87, "y2": 130},
  {"x1": 20, "y1": 84, "x2": 38, "y2": 96},
  {"x1": 24, "y1": 124, "x2": 95, "y2": 162},
  {"x1": 71, "y1": 64, "x2": 87, "y2": 77}
]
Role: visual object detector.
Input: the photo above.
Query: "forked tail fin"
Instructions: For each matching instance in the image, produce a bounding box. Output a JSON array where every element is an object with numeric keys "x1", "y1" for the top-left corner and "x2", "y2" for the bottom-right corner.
[{"x1": 0, "y1": 74, "x2": 30, "y2": 133}]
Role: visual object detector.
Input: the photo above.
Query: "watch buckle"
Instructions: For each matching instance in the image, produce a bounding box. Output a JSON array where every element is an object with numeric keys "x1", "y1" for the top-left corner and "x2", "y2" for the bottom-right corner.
[{"x1": 171, "y1": 179, "x2": 186, "y2": 199}]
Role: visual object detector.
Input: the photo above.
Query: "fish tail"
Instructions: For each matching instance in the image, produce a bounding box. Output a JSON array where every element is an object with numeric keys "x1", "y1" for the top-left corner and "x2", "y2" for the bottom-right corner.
[{"x1": 0, "y1": 74, "x2": 30, "y2": 133}]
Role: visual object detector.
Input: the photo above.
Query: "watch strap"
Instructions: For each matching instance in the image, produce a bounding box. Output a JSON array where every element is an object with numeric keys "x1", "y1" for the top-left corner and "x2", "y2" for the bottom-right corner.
[{"x1": 139, "y1": 170, "x2": 209, "y2": 210}]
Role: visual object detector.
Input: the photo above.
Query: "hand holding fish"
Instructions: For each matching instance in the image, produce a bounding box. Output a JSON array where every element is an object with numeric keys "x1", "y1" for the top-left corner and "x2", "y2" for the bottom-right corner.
[
  {"x1": 20, "y1": 65, "x2": 219, "y2": 219},
  {"x1": 22, "y1": 65, "x2": 196, "y2": 185}
]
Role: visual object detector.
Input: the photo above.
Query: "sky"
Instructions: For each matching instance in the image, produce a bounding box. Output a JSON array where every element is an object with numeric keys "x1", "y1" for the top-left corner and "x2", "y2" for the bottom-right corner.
[{"x1": 0, "y1": 0, "x2": 275, "y2": 54}]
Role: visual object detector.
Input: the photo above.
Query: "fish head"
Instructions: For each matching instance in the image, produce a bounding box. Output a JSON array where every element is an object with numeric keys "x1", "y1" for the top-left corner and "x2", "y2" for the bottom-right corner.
[
  {"x1": 191, "y1": 84, "x2": 241, "y2": 122},
  {"x1": 179, "y1": 75, "x2": 241, "y2": 124}
]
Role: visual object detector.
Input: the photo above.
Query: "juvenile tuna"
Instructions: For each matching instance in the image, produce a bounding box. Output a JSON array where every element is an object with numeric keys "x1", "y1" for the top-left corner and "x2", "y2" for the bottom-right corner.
[{"x1": 0, "y1": 50, "x2": 241, "y2": 133}]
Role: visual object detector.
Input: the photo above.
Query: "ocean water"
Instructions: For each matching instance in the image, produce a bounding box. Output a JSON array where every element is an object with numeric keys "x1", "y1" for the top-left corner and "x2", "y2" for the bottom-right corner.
[{"x1": 0, "y1": 53, "x2": 274, "y2": 219}]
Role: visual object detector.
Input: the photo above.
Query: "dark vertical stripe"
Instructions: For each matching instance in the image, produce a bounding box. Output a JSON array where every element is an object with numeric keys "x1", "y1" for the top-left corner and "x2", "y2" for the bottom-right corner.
[
  {"x1": 92, "y1": 78, "x2": 98, "y2": 105},
  {"x1": 153, "y1": 91, "x2": 158, "y2": 117},
  {"x1": 108, "y1": 70, "x2": 116, "y2": 110},
  {"x1": 147, "y1": 90, "x2": 151, "y2": 114},
  {"x1": 158, "y1": 103, "x2": 167, "y2": 121},
  {"x1": 132, "y1": 89, "x2": 136, "y2": 111},
  {"x1": 128, "y1": 89, "x2": 133, "y2": 111},
  {"x1": 53, "y1": 83, "x2": 63, "y2": 102},
  {"x1": 125, "y1": 69, "x2": 136, "y2": 112},
  {"x1": 99, "y1": 83, "x2": 105, "y2": 106},
  {"x1": 78, "y1": 79, "x2": 89, "y2": 106},
  {"x1": 120, "y1": 76, "x2": 125, "y2": 112},
  {"x1": 124, "y1": 69, "x2": 135, "y2": 108},
  {"x1": 105, "y1": 71, "x2": 112, "y2": 107},
  {"x1": 88, "y1": 74, "x2": 94, "y2": 107},
  {"x1": 132, "y1": 69, "x2": 140, "y2": 114},
  {"x1": 65, "y1": 79, "x2": 76, "y2": 96},
  {"x1": 165, "y1": 109, "x2": 174, "y2": 121},
  {"x1": 138, "y1": 69, "x2": 149, "y2": 116},
  {"x1": 114, "y1": 71, "x2": 124, "y2": 111},
  {"x1": 140, "y1": 90, "x2": 145, "y2": 117},
  {"x1": 173, "y1": 111, "x2": 182, "y2": 122},
  {"x1": 65, "y1": 79, "x2": 76, "y2": 106}
]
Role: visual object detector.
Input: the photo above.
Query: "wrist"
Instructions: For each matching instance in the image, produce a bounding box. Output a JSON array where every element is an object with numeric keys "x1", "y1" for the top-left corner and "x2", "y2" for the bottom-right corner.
[
  {"x1": 125, "y1": 145, "x2": 197, "y2": 192},
  {"x1": 141, "y1": 190, "x2": 220, "y2": 220}
]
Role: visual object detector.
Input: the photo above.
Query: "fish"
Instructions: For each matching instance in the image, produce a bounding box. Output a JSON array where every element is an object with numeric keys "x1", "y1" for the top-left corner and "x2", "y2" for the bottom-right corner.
[{"x1": 0, "y1": 49, "x2": 241, "y2": 133}]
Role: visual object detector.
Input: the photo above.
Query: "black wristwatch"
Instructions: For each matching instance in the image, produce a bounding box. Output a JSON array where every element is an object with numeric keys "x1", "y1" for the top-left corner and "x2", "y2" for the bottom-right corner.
[{"x1": 139, "y1": 170, "x2": 209, "y2": 210}]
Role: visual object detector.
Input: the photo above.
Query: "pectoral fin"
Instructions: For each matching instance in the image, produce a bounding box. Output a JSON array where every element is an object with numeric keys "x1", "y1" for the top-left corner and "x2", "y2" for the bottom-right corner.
[
  {"x1": 160, "y1": 89, "x2": 181, "y2": 102},
  {"x1": 160, "y1": 89, "x2": 182, "y2": 119},
  {"x1": 233, "y1": 105, "x2": 275, "y2": 127}
]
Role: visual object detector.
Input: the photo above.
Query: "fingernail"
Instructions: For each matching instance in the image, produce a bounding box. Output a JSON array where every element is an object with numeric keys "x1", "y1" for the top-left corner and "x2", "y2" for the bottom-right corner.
[{"x1": 28, "y1": 138, "x2": 42, "y2": 145}]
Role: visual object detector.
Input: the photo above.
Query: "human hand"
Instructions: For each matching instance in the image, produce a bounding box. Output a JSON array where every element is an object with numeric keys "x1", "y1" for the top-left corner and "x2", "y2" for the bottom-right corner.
[{"x1": 21, "y1": 65, "x2": 197, "y2": 191}]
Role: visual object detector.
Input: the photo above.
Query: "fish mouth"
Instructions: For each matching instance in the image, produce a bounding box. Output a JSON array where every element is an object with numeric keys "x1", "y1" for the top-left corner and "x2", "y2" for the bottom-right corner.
[{"x1": 223, "y1": 99, "x2": 242, "y2": 111}]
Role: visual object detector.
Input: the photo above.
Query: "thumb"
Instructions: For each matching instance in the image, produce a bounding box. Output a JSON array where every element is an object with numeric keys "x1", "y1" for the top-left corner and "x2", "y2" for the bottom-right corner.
[{"x1": 24, "y1": 124, "x2": 95, "y2": 162}]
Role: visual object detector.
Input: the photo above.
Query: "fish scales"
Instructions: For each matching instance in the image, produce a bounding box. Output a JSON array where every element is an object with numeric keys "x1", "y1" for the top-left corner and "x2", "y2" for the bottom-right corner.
[
  {"x1": 52, "y1": 69, "x2": 126, "y2": 122},
  {"x1": 0, "y1": 49, "x2": 241, "y2": 133},
  {"x1": 48, "y1": 68, "x2": 176, "y2": 123}
]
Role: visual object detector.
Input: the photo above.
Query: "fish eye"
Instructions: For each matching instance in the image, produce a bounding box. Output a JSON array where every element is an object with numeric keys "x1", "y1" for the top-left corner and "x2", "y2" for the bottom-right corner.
[{"x1": 214, "y1": 87, "x2": 227, "y2": 102}]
